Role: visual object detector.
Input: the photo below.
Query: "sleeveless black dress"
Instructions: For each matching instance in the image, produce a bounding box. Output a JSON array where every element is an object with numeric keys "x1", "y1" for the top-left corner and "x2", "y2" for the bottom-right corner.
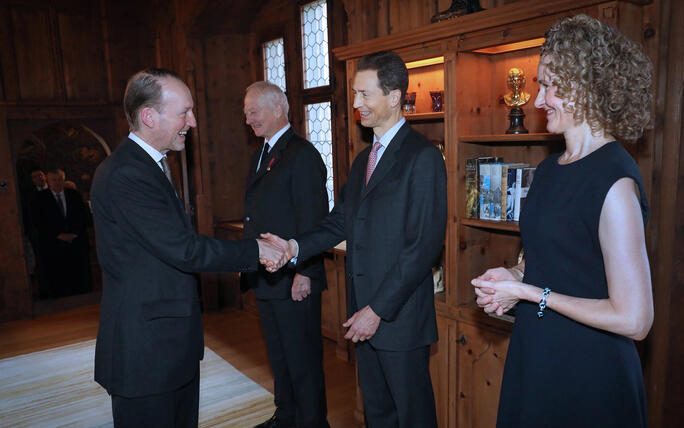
[{"x1": 497, "y1": 141, "x2": 649, "y2": 428}]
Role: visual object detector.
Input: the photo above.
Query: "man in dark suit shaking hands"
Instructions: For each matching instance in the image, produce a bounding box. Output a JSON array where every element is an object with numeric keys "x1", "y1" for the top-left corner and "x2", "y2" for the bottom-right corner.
[
  {"x1": 264, "y1": 51, "x2": 446, "y2": 427},
  {"x1": 91, "y1": 69, "x2": 287, "y2": 428},
  {"x1": 242, "y1": 81, "x2": 330, "y2": 428}
]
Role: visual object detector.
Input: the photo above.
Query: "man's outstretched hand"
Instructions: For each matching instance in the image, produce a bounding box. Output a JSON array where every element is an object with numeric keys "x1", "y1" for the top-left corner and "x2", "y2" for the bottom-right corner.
[
  {"x1": 256, "y1": 238, "x2": 288, "y2": 272},
  {"x1": 257, "y1": 233, "x2": 297, "y2": 272}
]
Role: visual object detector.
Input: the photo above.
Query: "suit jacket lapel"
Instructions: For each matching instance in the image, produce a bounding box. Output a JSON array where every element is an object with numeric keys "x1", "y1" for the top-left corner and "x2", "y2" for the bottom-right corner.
[
  {"x1": 125, "y1": 139, "x2": 185, "y2": 212},
  {"x1": 360, "y1": 122, "x2": 410, "y2": 201},
  {"x1": 247, "y1": 128, "x2": 293, "y2": 187}
]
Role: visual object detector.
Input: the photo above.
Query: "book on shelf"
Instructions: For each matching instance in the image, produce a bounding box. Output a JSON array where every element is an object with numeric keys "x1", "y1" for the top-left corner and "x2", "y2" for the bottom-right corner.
[
  {"x1": 489, "y1": 163, "x2": 503, "y2": 221},
  {"x1": 501, "y1": 163, "x2": 528, "y2": 221},
  {"x1": 468, "y1": 156, "x2": 502, "y2": 219},
  {"x1": 513, "y1": 167, "x2": 536, "y2": 221}
]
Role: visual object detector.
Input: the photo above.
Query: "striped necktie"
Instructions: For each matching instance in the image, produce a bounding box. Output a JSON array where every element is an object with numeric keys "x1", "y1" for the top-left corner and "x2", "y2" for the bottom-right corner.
[{"x1": 160, "y1": 156, "x2": 177, "y2": 194}]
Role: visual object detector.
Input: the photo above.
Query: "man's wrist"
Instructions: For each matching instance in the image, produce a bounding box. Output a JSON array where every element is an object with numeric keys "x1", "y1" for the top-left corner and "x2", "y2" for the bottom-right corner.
[
  {"x1": 509, "y1": 266, "x2": 524, "y2": 281},
  {"x1": 289, "y1": 239, "x2": 299, "y2": 264}
]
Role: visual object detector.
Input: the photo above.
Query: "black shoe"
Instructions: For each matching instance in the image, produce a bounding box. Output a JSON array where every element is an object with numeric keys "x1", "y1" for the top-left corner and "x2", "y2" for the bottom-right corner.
[{"x1": 253, "y1": 414, "x2": 296, "y2": 428}]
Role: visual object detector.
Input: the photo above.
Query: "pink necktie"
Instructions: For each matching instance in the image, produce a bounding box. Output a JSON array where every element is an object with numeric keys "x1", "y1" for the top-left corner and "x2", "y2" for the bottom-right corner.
[{"x1": 365, "y1": 142, "x2": 382, "y2": 185}]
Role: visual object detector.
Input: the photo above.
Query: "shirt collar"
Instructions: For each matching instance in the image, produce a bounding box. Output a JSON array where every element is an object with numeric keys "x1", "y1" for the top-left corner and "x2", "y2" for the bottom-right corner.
[
  {"x1": 373, "y1": 118, "x2": 406, "y2": 149},
  {"x1": 129, "y1": 132, "x2": 165, "y2": 166},
  {"x1": 265, "y1": 124, "x2": 291, "y2": 150}
]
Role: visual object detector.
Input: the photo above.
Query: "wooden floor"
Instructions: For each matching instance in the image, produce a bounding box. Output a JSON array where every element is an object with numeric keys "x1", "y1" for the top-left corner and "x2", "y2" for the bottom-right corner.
[{"x1": 0, "y1": 305, "x2": 361, "y2": 428}]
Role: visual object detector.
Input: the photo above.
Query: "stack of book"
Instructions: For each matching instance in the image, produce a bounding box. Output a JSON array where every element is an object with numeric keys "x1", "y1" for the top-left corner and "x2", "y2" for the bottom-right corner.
[{"x1": 465, "y1": 157, "x2": 535, "y2": 221}]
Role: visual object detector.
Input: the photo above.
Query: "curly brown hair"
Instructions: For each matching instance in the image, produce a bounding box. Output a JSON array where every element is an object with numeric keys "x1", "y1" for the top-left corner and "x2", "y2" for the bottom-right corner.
[{"x1": 540, "y1": 14, "x2": 653, "y2": 141}]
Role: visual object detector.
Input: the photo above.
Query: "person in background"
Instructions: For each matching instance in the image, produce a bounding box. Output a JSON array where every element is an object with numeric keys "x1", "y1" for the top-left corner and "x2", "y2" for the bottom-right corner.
[
  {"x1": 242, "y1": 81, "x2": 330, "y2": 428},
  {"x1": 32, "y1": 168, "x2": 92, "y2": 297},
  {"x1": 264, "y1": 50, "x2": 447, "y2": 427},
  {"x1": 471, "y1": 14, "x2": 654, "y2": 428},
  {"x1": 90, "y1": 68, "x2": 287, "y2": 428},
  {"x1": 31, "y1": 169, "x2": 48, "y2": 191},
  {"x1": 23, "y1": 168, "x2": 48, "y2": 297}
]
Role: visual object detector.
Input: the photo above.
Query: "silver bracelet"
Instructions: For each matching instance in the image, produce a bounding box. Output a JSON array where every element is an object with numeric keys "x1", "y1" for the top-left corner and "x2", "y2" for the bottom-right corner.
[{"x1": 537, "y1": 288, "x2": 551, "y2": 318}]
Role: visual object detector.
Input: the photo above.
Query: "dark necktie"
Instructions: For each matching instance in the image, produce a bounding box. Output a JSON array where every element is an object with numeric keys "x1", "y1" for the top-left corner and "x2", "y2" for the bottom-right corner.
[
  {"x1": 257, "y1": 143, "x2": 270, "y2": 172},
  {"x1": 365, "y1": 141, "x2": 382, "y2": 184},
  {"x1": 160, "y1": 156, "x2": 177, "y2": 194}
]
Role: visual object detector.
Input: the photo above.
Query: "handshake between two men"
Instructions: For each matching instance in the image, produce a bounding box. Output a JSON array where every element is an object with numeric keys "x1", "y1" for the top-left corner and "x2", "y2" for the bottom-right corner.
[
  {"x1": 255, "y1": 233, "x2": 297, "y2": 273},
  {"x1": 255, "y1": 232, "x2": 382, "y2": 344}
]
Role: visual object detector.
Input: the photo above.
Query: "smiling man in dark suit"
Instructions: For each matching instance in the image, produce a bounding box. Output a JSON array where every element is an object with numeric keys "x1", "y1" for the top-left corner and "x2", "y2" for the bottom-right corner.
[
  {"x1": 264, "y1": 51, "x2": 446, "y2": 427},
  {"x1": 242, "y1": 81, "x2": 330, "y2": 428},
  {"x1": 91, "y1": 69, "x2": 287, "y2": 428}
]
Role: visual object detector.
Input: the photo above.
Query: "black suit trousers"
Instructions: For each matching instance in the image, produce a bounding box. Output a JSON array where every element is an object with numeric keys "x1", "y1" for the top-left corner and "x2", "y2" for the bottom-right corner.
[
  {"x1": 356, "y1": 343, "x2": 437, "y2": 428},
  {"x1": 111, "y1": 363, "x2": 200, "y2": 428},
  {"x1": 256, "y1": 294, "x2": 329, "y2": 428}
]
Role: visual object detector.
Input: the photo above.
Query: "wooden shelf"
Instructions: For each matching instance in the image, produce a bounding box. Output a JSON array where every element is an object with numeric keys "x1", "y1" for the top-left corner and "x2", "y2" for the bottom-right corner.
[
  {"x1": 461, "y1": 218, "x2": 520, "y2": 232},
  {"x1": 459, "y1": 133, "x2": 563, "y2": 143},
  {"x1": 405, "y1": 111, "x2": 444, "y2": 121}
]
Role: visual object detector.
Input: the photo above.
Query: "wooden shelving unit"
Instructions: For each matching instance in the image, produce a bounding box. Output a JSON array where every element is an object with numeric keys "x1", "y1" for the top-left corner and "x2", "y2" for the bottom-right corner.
[{"x1": 405, "y1": 111, "x2": 445, "y2": 121}]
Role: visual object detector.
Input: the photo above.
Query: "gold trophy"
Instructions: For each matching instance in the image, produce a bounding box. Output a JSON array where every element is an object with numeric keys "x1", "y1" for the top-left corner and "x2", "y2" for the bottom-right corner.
[{"x1": 504, "y1": 68, "x2": 530, "y2": 134}]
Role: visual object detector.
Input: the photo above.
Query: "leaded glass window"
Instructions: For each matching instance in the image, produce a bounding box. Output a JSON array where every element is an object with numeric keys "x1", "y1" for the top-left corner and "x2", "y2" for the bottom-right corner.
[
  {"x1": 301, "y1": 0, "x2": 329, "y2": 89},
  {"x1": 262, "y1": 38, "x2": 286, "y2": 92},
  {"x1": 305, "y1": 102, "x2": 334, "y2": 211}
]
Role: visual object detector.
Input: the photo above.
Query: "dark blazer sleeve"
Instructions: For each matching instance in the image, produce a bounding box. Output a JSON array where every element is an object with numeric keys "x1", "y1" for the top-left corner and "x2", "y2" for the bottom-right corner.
[
  {"x1": 290, "y1": 140, "x2": 330, "y2": 278},
  {"x1": 368, "y1": 145, "x2": 447, "y2": 321},
  {"x1": 108, "y1": 163, "x2": 258, "y2": 273},
  {"x1": 297, "y1": 185, "x2": 347, "y2": 261}
]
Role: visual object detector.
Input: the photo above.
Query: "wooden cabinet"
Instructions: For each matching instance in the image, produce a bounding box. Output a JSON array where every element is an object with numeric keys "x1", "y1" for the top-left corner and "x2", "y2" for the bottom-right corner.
[
  {"x1": 333, "y1": 1, "x2": 653, "y2": 426},
  {"x1": 455, "y1": 321, "x2": 509, "y2": 428}
]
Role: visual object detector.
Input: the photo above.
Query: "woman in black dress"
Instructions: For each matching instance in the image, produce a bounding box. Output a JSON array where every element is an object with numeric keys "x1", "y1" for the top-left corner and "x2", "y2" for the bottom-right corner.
[{"x1": 471, "y1": 14, "x2": 654, "y2": 428}]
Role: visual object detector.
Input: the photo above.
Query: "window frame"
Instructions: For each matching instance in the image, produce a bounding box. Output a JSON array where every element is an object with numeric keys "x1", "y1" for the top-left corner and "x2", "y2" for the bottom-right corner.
[{"x1": 254, "y1": 0, "x2": 348, "y2": 206}]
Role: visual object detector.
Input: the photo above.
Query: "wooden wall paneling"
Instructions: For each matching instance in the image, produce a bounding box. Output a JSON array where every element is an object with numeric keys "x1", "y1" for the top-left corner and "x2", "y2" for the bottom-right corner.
[
  {"x1": 201, "y1": 33, "x2": 254, "y2": 222},
  {"x1": 341, "y1": 0, "x2": 379, "y2": 44},
  {"x1": 334, "y1": 0, "x2": 616, "y2": 60},
  {"x1": 330, "y1": 0, "x2": 351, "y2": 200},
  {"x1": 633, "y1": 1, "x2": 661, "y2": 217},
  {"x1": 184, "y1": 38, "x2": 220, "y2": 311},
  {"x1": 0, "y1": 107, "x2": 32, "y2": 321},
  {"x1": 645, "y1": 0, "x2": 683, "y2": 425},
  {"x1": 0, "y1": 2, "x2": 17, "y2": 101},
  {"x1": 386, "y1": 0, "x2": 437, "y2": 35},
  {"x1": 57, "y1": 8, "x2": 108, "y2": 101},
  {"x1": 453, "y1": 52, "x2": 492, "y2": 136},
  {"x1": 321, "y1": 254, "x2": 341, "y2": 342},
  {"x1": 377, "y1": 0, "x2": 390, "y2": 37},
  {"x1": 213, "y1": 225, "x2": 243, "y2": 310},
  {"x1": 99, "y1": 1, "x2": 156, "y2": 105},
  {"x1": 10, "y1": 5, "x2": 61, "y2": 100}
]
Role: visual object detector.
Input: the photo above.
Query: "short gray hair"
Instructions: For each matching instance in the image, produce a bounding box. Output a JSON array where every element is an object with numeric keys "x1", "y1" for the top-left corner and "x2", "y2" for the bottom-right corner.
[{"x1": 245, "y1": 81, "x2": 289, "y2": 116}]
